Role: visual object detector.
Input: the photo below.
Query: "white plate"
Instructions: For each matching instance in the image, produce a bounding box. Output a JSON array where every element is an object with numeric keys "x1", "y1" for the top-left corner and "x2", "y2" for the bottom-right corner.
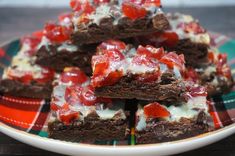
[{"x1": 0, "y1": 122, "x2": 235, "y2": 156}]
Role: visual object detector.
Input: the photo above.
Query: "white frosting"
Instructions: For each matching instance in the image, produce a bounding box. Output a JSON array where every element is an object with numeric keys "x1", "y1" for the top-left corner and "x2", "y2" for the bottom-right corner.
[
  {"x1": 169, "y1": 13, "x2": 210, "y2": 44},
  {"x1": 88, "y1": 5, "x2": 112, "y2": 25},
  {"x1": 136, "y1": 109, "x2": 147, "y2": 131},
  {"x1": 57, "y1": 43, "x2": 78, "y2": 52},
  {"x1": 37, "y1": 36, "x2": 51, "y2": 51},
  {"x1": 3, "y1": 52, "x2": 46, "y2": 80}
]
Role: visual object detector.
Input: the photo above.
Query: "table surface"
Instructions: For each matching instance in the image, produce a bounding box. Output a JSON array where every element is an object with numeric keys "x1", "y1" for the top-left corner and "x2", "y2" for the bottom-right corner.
[{"x1": 0, "y1": 6, "x2": 235, "y2": 156}]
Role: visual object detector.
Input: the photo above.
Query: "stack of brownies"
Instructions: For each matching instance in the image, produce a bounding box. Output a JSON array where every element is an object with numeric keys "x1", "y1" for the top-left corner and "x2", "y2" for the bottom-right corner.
[{"x1": 0, "y1": 0, "x2": 233, "y2": 144}]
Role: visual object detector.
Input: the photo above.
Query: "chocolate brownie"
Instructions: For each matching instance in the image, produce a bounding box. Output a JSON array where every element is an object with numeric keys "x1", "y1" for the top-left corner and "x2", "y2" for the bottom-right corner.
[
  {"x1": 48, "y1": 110, "x2": 129, "y2": 143},
  {"x1": 48, "y1": 67, "x2": 129, "y2": 142},
  {"x1": 135, "y1": 84, "x2": 213, "y2": 144},
  {"x1": 185, "y1": 51, "x2": 234, "y2": 96},
  {"x1": 136, "y1": 112, "x2": 212, "y2": 144},
  {"x1": 71, "y1": 1, "x2": 170, "y2": 45},
  {"x1": 95, "y1": 73, "x2": 186, "y2": 102},
  {"x1": 0, "y1": 34, "x2": 55, "y2": 99},
  {"x1": 0, "y1": 79, "x2": 52, "y2": 99},
  {"x1": 165, "y1": 39, "x2": 209, "y2": 68},
  {"x1": 91, "y1": 40, "x2": 187, "y2": 102},
  {"x1": 36, "y1": 44, "x2": 95, "y2": 74}
]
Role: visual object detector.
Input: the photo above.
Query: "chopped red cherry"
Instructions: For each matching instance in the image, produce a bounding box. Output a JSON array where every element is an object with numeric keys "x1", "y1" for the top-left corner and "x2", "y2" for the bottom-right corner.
[
  {"x1": 18, "y1": 74, "x2": 34, "y2": 84},
  {"x1": 158, "y1": 32, "x2": 179, "y2": 47},
  {"x1": 144, "y1": 102, "x2": 170, "y2": 119},
  {"x1": 132, "y1": 55, "x2": 158, "y2": 68},
  {"x1": 144, "y1": 0, "x2": 161, "y2": 7},
  {"x1": 60, "y1": 67, "x2": 88, "y2": 85},
  {"x1": 58, "y1": 12, "x2": 73, "y2": 26},
  {"x1": 97, "y1": 40, "x2": 126, "y2": 52},
  {"x1": 92, "y1": 70, "x2": 123, "y2": 87},
  {"x1": 65, "y1": 85, "x2": 83, "y2": 105},
  {"x1": 122, "y1": 2, "x2": 147, "y2": 20},
  {"x1": 217, "y1": 53, "x2": 227, "y2": 65},
  {"x1": 70, "y1": 0, "x2": 82, "y2": 11},
  {"x1": 159, "y1": 52, "x2": 185, "y2": 70},
  {"x1": 184, "y1": 22, "x2": 206, "y2": 34},
  {"x1": 70, "y1": 0, "x2": 94, "y2": 14},
  {"x1": 106, "y1": 49, "x2": 125, "y2": 62},
  {"x1": 58, "y1": 104, "x2": 79, "y2": 125},
  {"x1": 127, "y1": 0, "x2": 145, "y2": 5},
  {"x1": 188, "y1": 86, "x2": 208, "y2": 97},
  {"x1": 50, "y1": 102, "x2": 61, "y2": 111},
  {"x1": 32, "y1": 30, "x2": 44, "y2": 40},
  {"x1": 93, "y1": 0, "x2": 110, "y2": 5},
  {"x1": 44, "y1": 23, "x2": 72, "y2": 44},
  {"x1": 92, "y1": 55, "x2": 109, "y2": 77},
  {"x1": 137, "y1": 45, "x2": 165, "y2": 60},
  {"x1": 80, "y1": 85, "x2": 97, "y2": 106}
]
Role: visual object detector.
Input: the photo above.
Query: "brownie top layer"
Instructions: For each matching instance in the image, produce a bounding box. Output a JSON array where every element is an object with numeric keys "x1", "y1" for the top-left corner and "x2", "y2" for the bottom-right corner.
[
  {"x1": 71, "y1": 0, "x2": 164, "y2": 29},
  {"x1": 136, "y1": 83, "x2": 210, "y2": 131},
  {"x1": 91, "y1": 39, "x2": 186, "y2": 88},
  {"x1": 50, "y1": 67, "x2": 127, "y2": 125},
  {"x1": 2, "y1": 34, "x2": 55, "y2": 85}
]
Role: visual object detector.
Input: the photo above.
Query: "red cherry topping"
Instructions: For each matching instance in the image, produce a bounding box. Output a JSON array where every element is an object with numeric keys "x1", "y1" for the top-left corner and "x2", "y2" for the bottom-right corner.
[
  {"x1": 93, "y1": 0, "x2": 110, "y2": 5},
  {"x1": 58, "y1": 12, "x2": 73, "y2": 26},
  {"x1": 58, "y1": 103, "x2": 79, "y2": 125},
  {"x1": 188, "y1": 86, "x2": 207, "y2": 97},
  {"x1": 80, "y1": 85, "x2": 97, "y2": 106},
  {"x1": 159, "y1": 52, "x2": 185, "y2": 70},
  {"x1": 144, "y1": 0, "x2": 161, "y2": 7},
  {"x1": 132, "y1": 55, "x2": 158, "y2": 68},
  {"x1": 60, "y1": 67, "x2": 88, "y2": 85},
  {"x1": 184, "y1": 22, "x2": 206, "y2": 34},
  {"x1": 106, "y1": 49, "x2": 125, "y2": 62},
  {"x1": 158, "y1": 32, "x2": 179, "y2": 47},
  {"x1": 44, "y1": 23, "x2": 72, "y2": 44},
  {"x1": 92, "y1": 71, "x2": 123, "y2": 87},
  {"x1": 137, "y1": 45, "x2": 165, "y2": 60},
  {"x1": 127, "y1": 0, "x2": 145, "y2": 5},
  {"x1": 144, "y1": 102, "x2": 170, "y2": 119},
  {"x1": 70, "y1": 0, "x2": 94, "y2": 14},
  {"x1": 32, "y1": 30, "x2": 44, "y2": 40},
  {"x1": 97, "y1": 40, "x2": 126, "y2": 52},
  {"x1": 65, "y1": 85, "x2": 83, "y2": 105},
  {"x1": 122, "y1": 2, "x2": 147, "y2": 20},
  {"x1": 50, "y1": 103, "x2": 60, "y2": 111},
  {"x1": 216, "y1": 54, "x2": 231, "y2": 79},
  {"x1": 92, "y1": 55, "x2": 109, "y2": 77}
]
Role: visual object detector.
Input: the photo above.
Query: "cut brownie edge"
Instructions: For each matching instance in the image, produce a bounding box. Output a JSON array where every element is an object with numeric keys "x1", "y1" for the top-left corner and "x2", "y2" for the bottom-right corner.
[
  {"x1": 36, "y1": 45, "x2": 94, "y2": 74},
  {"x1": 136, "y1": 112, "x2": 213, "y2": 144},
  {"x1": 165, "y1": 39, "x2": 209, "y2": 68},
  {"x1": 72, "y1": 14, "x2": 169, "y2": 45},
  {"x1": 48, "y1": 115, "x2": 129, "y2": 143},
  {"x1": 0, "y1": 79, "x2": 52, "y2": 99},
  {"x1": 95, "y1": 74, "x2": 186, "y2": 102}
]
